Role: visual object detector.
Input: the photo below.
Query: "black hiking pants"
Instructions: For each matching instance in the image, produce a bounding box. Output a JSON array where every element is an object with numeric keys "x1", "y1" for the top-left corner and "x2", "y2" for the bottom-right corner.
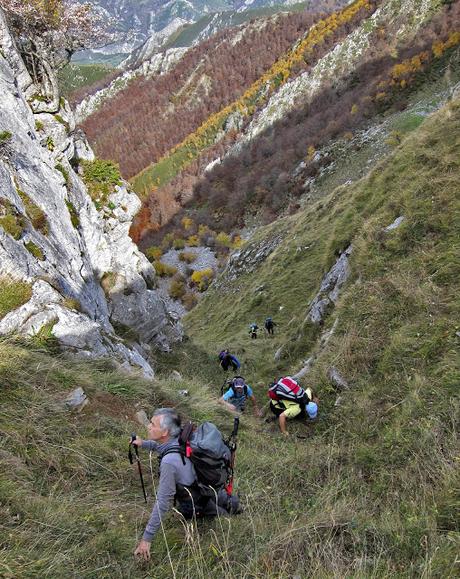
[{"x1": 177, "y1": 489, "x2": 240, "y2": 519}]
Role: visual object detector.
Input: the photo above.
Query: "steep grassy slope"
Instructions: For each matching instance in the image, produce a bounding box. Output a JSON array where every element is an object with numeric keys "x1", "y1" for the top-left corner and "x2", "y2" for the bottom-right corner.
[
  {"x1": 185, "y1": 98, "x2": 460, "y2": 573},
  {"x1": 1, "y1": 100, "x2": 458, "y2": 576}
]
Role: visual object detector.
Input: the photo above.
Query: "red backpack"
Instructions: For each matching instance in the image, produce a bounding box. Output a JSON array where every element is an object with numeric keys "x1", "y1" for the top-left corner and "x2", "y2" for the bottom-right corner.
[{"x1": 268, "y1": 377, "x2": 308, "y2": 405}]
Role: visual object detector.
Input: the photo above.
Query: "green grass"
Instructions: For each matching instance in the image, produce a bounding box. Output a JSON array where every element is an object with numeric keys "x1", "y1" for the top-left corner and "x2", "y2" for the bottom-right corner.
[
  {"x1": 65, "y1": 199, "x2": 80, "y2": 228},
  {"x1": 81, "y1": 158, "x2": 122, "y2": 209},
  {"x1": 0, "y1": 278, "x2": 32, "y2": 319},
  {"x1": 132, "y1": 145, "x2": 197, "y2": 196},
  {"x1": 16, "y1": 185, "x2": 48, "y2": 235},
  {"x1": 24, "y1": 241, "x2": 44, "y2": 260},
  {"x1": 183, "y1": 98, "x2": 460, "y2": 574},
  {"x1": 0, "y1": 199, "x2": 26, "y2": 240},
  {"x1": 0, "y1": 100, "x2": 459, "y2": 577},
  {"x1": 57, "y1": 63, "x2": 115, "y2": 99},
  {"x1": 0, "y1": 130, "x2": 12, "y2": 145},
  {"x1": 53, "y1": 114, "x2": 70, "y2": 132}
]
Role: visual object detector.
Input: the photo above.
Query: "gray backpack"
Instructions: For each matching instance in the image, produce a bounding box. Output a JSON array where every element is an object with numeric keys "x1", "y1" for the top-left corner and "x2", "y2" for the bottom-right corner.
[{"x1": 161, "y1": 421, "x2": 231, "y2": 493}]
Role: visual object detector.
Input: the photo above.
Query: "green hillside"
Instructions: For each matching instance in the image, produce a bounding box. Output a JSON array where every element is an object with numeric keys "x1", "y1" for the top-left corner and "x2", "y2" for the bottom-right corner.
[
  {"x1": 58, "y1": 63, "x2": 115, "y2": 99},
  {"x1": 1, "y1": 99, "x2": 459, "y2": 576}
]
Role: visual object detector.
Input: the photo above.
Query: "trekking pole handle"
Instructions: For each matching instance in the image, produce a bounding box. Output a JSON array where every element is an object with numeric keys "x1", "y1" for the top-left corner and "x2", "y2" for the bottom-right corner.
[{"x1": 130, "y1": 433, "x2": 140, "y2": 458}]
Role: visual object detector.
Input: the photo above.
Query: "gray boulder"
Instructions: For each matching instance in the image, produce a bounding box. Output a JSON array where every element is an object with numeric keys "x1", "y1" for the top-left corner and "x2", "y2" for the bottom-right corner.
[{"x1": 327, "y1": 367, "x2": 349, "y2": 391}]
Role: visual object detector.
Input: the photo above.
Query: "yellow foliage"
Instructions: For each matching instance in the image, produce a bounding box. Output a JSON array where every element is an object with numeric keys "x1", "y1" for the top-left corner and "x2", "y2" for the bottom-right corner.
[
  {"x1": 187, "y1": 235, "x2": 199, "y2": 247},
  {"x1": 154, "y1": 261, "x2": 177, "y2": 277},
  {"x1": 181, "y1": 216, "x2": 194, "y2": 230},
  {"x1": 161, "y1": 232, "x2": 175, "y2": 250},
  {"x1": 173, "y1": 238, "x2": 186, "y2": 250},
  {"x1": 306, "y1": 145, "x2": 316, "y2": 161},
  {"x1": 351, "y1": 104, "x2": 359, "y2": 115},
  {"x1": 169, "y1": 278, "x2": 186, "y2": 299},
  {"x1": 232, "y1": 235, "x2": 244, "y2": 249},
  {"x1": 216, "y1": 232, "x2": 232, "y2": 247},
  {"x1": 145, "y1": 246, "x2": 163, "y2": 261},
  {"x1": 191, "y1": 268, "x2": 214, "y2": 291}
]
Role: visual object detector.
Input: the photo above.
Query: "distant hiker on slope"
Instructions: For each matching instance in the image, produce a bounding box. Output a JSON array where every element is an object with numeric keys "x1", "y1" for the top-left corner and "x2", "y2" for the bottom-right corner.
[
  {"x1": 264, "y1": 317, "x2": 276, "y2": 336},
  {"x1": 218, "y1": 349, "x2": 241, "y2": 372},
  {"x1": 220, "y1": 376, "x2": 260, "y2": 416},
  {"x1": 267, "y1": 377, "x2": 318, "y2": 436},
  {"x1": 132, "y1": 408, "x2": 240, "y2": 561},
  {"x1": 249, "y1": 323, "x2": 259, "y2": 339}
]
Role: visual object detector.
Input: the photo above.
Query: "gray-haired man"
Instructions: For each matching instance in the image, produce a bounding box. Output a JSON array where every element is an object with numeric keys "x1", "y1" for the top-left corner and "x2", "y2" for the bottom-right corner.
[{"x1": 132, "y1": 408, "x2": 227, "y2": 561}]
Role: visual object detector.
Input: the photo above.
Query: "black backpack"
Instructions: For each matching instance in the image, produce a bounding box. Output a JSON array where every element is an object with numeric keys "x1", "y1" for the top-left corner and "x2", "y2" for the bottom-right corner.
[{"x1": 160, "y1": 421, "x2": 231, "y2": 496}]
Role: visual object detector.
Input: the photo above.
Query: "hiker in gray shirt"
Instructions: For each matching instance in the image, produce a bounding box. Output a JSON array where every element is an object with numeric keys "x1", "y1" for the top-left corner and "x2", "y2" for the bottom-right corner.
[{"x1": 132, "y1": 408, "x2": 228, "y2": 561}]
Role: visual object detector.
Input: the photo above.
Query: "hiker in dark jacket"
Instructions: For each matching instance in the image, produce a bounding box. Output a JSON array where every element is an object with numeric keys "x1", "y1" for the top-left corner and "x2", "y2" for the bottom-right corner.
[
  {"x1": 132, "y1": 408, "x2": 231, "y2": 561},
  {"x1": 218, "y1": 349, "x2": 241, "y2": 372},
  {"x1": 264, "y1": 317, "x2": 276, "y2": 335},
  {"x1": 249, "y1": 323, "x2": 259, "y2": 339}
]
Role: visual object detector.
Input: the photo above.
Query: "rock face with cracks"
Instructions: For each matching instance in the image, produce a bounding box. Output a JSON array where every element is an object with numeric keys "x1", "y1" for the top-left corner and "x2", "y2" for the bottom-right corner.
[
  {"x1": 0, "y1": 10, "x2": 181, "y2": 376},
  {"x1": 307, "y1": 246, "x2": 353, "y2": 324}
]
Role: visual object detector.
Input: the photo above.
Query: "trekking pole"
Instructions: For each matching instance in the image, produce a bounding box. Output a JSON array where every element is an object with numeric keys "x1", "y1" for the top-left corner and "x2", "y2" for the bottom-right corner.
[
  {"x1": 231, "y1": 416, "x2": 240, "y2": 440},
  {"x1": 225, "y1": 417, "x2": 240, "y2": 496},
  {"x1": 128, "y1": 433, "x2": 147, "y2": 503}
]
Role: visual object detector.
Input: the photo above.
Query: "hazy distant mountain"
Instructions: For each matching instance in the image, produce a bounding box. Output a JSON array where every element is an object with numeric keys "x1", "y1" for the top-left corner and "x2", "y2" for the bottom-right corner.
[{"x1": 74, "y1": 0, "x2": 314, "y2": 63}]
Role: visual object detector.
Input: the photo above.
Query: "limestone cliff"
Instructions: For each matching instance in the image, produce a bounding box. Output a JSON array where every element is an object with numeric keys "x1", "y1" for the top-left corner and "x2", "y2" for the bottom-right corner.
[{"x1": 0, "y1": 9, "x2": 181, "y2": 376}]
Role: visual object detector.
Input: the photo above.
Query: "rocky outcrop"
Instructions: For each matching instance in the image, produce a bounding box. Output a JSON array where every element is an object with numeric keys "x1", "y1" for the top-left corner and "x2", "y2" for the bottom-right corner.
[
  {"x1": 384, "y1": 216, "x2": 404, "y2": 231},
  {"x1": 217, "y1": 234, "x2": 284, "y2": 286},
  {"x1": 307, "y1": 246, "x2": 352, "y2": 324},
  {"x1": 120, "y1": 18, "x2": 189, "y2": 70},
  {"x1": 327, "y1": 367, "x2": 349, "y2": 391},
  {"x1": 0, "y1": 11, "x2": 181, "y2": 376}
]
